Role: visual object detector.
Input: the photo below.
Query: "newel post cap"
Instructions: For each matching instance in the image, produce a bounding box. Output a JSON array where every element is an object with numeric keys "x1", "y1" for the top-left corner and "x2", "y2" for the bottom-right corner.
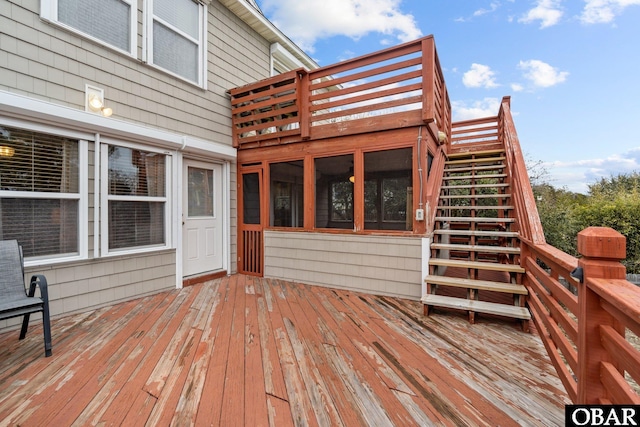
[{"x1": 577, "y1": 227, "x2": 626, "y2": 259}]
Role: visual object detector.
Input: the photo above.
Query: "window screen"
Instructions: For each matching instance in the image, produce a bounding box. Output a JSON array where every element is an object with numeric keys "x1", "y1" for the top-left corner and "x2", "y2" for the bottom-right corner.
[
  {"x1": 58, "y1": 0, "x2": 132, "y2": 52},
  {"x1": 150, "y1": 0, "x2": 203, "y2": 84}
]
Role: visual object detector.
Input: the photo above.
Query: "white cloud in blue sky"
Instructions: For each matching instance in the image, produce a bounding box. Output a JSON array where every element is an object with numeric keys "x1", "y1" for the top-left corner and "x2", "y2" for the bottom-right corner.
[
  {"x1": 581, "y1": 0, "x2": 640, "y2": 24},
  {"x1": 518, "y1": 0, "x2": 564, "y2": 28},
  {"x1": 517, "y1": 60, "x2": 569, "y2": 88},
  {"x1": 545, "y1": 148, "x2": 640, "y2": 192},
  {"x1": 259, "y1": 0, "x2": 422, "y2": 53},
  {"x1": 463, "y1": 64, "x2": 500, "y2": 89}
]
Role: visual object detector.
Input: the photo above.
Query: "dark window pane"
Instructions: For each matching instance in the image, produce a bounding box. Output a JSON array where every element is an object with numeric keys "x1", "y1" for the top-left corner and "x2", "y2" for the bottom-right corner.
[
  {"x1": 0, "y1": 127, "x2": 78, "y2": 193},
  {"x1": 109, "y1": 147, "x2": 165, "y2": 197},
  {"x1": 0, "y1": 198, "x2": 78, "y2": 257},
  {"x1": 243, "y1": 173, "x2": 261, "y2": 225},
  {"x1": 109, "y1": 201, "x2": 165, "y2": 249}
]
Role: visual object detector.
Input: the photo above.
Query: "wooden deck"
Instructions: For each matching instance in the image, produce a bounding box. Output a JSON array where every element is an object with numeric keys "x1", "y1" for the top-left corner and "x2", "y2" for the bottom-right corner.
[{"x1": 0, "y1": 275, "x2": 568, "y2": 426}]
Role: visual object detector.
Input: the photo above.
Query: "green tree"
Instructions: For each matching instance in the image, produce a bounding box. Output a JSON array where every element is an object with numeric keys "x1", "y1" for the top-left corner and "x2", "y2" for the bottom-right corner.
[
  {"x1": 533, "y1": 184, "x2": 587, "y2": 257},
  {"x1": 573, "y1": 172, "x2": 640, "y2": 273}
]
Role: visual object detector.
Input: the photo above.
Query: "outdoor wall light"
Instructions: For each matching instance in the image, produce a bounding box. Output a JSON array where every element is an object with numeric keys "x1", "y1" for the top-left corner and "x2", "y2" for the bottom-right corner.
[
  {"x1": 0, "y1": 146, "x2": 15, "y2": 157},
  {"x1": 85, "y1": 85, "x2": 113, "y2": 117}
]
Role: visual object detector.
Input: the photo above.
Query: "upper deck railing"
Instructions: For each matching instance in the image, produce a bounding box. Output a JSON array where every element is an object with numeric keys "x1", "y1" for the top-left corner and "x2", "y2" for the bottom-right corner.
[
  {"x1": 229, "y1": 36, "x2": 450, "y2": 149},
  {"x1": 448, "y1": 97, "x2": 640, "y2": 404}
]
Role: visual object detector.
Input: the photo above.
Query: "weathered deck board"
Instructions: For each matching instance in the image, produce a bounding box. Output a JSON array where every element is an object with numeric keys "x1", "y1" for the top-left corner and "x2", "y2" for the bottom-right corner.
[{"x1": 0, "y1": 275, "x2": 569, "y2": 426}]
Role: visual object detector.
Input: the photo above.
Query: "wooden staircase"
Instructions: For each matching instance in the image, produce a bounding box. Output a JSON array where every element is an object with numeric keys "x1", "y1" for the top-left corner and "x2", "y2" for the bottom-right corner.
[{"x1": 422, "y1": 149, "x2": 531, "y2": 328}]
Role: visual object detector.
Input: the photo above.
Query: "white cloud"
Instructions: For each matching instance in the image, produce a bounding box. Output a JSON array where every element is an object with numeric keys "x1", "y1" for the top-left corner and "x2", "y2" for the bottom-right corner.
[
  {"x1": 259, "y1": 0, "x2": 422, "y2": 54},
  {"x1": 511, "y1": 83, "x2": 524, "y2": 92},
  {"x1": 462, "y1": 64, "x2": 499, "y2": 89},
  {"x1": 580, "y1": 0, "x2": 640, "y2": 24},
  {"x1": 518, "y1": 60, "x2": 569, "y2": 87},
  {"x1": 451, "y1": 98, "x2": 501, "y2": 121},
  {"x1": 545, "y1": 148, "x2": 640, "y2": 193},
  {"x1": 473, "y1": 2, "x2": 500, "y2": 16},
  {"x1": 519, "y1": 0, "x2": 564, "y2": 28}
]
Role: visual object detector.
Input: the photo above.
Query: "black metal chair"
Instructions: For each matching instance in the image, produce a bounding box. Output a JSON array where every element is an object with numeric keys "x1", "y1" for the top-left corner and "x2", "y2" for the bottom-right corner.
[{"x1": 0, "y1": 240, "x2": 52, "y2": 357}]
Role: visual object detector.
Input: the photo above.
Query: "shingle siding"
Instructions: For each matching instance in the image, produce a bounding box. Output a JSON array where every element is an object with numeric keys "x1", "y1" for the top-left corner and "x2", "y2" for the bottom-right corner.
[{"x1": 264, "y1": 231, "x2": 423, "y2": 299}]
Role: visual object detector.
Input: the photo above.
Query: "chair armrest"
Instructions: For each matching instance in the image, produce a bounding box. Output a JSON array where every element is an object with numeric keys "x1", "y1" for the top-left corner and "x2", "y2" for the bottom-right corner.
[{"x1": 28, "y1": 275, "x2": 50, "y2": 303}]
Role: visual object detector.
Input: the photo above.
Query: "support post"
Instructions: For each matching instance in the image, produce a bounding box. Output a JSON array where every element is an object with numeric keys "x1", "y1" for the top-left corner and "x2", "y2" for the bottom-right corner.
[{"x1": 576, "y1": 227, "x2": 627, "y2": 404}]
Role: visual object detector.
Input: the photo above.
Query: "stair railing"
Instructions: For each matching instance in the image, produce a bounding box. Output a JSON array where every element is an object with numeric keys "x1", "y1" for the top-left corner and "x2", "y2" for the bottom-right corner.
[{"x1": 498, "y1": 96, "x2": 640, "y2": 404}]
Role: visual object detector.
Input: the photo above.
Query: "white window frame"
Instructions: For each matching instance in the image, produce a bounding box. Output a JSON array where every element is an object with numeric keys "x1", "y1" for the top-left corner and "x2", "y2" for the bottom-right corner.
[
  {"x1": 100, "y1": 139, "x2": 173, "y2": 256},
  {"x1": 40, "y1": 0, "x2": 137, "y2": 56},
  {"x1": 143, "y1": 0, "x2": 208, "y2": 88},
  {"x1": 0, "y1": 117, "x2": 89, "y2": 267}
]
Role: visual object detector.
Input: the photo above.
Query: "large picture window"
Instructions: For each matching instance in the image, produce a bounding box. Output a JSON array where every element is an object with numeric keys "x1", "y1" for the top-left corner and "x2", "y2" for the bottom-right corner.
[
  {"x1": 104, "y1": 145, "x2": 168, "y2": 252},
  {"x1": 41, "y1": 0, "x2": 136, "y2": 54},
  {"x1": 146, "y1": 0, "x2": 206, "y2": 85},
  {"x1": 0, "y1": 125, "x2": 81, "y2": 259}
]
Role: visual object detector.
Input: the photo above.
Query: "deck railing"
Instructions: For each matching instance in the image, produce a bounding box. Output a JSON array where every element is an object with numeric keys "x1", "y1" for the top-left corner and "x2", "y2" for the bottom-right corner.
[
  {"x1": 496, "y1": 97, "x2": 640, "y2": 404},
  {"x1": 229, "y1": 36, "x2": 451, "y2": 149}
]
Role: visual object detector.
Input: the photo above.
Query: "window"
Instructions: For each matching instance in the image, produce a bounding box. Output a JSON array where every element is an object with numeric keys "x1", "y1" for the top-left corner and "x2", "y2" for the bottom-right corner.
[
  {"x1": 242, "y1": 173, "x2": 261, "y2": 225},
  {"x1": 0, "y1": 125, "x2": 83, "y2": 260},
  {"x1": 41, "y1": 0, "x2": 136, "y2": 55},
  {"x1": 103, "y1": 145, "x2": 169, "y2": 252},
  {"x1": 315, "y1": 154, "x2": 353, "y2": 229},
  {"x1": 364, "y1": 148, "x2": 412, "y2": 230},
  {"x1": 146, "y1": 0, "x2": 207, "y2": 85},
  {"x1": 270, "y1": 161, "x2": 304, "y2": 227}
]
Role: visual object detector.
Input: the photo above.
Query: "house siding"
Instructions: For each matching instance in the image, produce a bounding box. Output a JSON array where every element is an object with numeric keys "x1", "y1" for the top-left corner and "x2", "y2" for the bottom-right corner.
[
  {"x1": 0, "y1": 0, "x2": 274, "y2": 330},
  {"x1": 264, "y1": 231, "x2": 423, "y2": 299}
]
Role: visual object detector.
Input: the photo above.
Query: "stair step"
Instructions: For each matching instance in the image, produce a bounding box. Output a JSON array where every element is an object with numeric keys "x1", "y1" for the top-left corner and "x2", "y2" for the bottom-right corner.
[
  {"x1": 443, "y1": 173, "x2": 507, "y2": 181},
  {"x1": 445, "y1": 156, "x2": 506, "y2": 166},
  {"x1": 421, "y1": 294, "x2": 531, "y2": 320},
  {"x1": 434, "y1": 229, "x2": 519, "y2": 238},
  {"x1": 445, "y1": 164, "x2": 506, "y2": 173},
  {"x1": 424, "y1": 275, "x2": 528, "y2": 294},
  {"x1": 431, "y1": 243, "x2": 521, "y2": 255},
  {"x1": 447, "y1": 149, "x2": 505, "y2": 159},
  {"x1": 428, "y1": 258, "x2": 525, "y2": 273},
  {"x1": 442, "y1": 183, "x2": 509, "y2": 190},
  {"x1": 436, "y1": 216, "x2": 515, "y2": 223},
  {"x1": 438, "y1": 205, "x2": 514, "y2": 210},
  {"x1": 440, "y1": 193, "x2": 511, "y2": 200}
]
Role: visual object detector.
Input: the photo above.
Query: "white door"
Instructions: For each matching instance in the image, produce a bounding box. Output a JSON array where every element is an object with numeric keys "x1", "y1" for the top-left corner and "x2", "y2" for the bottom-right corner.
[{"x1": 183, "y1": 161, "x2": 223, "y2": 277}]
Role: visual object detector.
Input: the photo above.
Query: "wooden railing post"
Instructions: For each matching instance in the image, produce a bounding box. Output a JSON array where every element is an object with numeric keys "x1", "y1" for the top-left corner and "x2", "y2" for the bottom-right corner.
[
  {"x1": 421, "y1": 37, "x2": 435, "y2": 124},
  {"x1": 298, "y1": 70, "x2": 310, "y2": 140},
  {"x1": 576, "y1": 226, "x2": 627, "y2": 404}
]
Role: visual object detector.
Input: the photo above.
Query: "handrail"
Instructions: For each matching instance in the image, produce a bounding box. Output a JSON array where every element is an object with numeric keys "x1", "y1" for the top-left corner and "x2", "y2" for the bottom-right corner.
[
  {"x1": 229, "y1": 35, "x2": 450, "y2": 149},
  {"x1": 499, "y1": 96, "x2": 545, "y2": 244},
  {"x1": 425, "y1": 144, "x2": 447, "y2": 234}
]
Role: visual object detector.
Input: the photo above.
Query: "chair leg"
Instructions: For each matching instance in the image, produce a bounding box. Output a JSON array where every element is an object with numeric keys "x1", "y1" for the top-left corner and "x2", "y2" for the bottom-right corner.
[
  {"x1": 43, "y1": 302, "x2": 52, "y2": 357},
  {"x1": 19, "y1": 313, "x2": 31, "y2": 340}
]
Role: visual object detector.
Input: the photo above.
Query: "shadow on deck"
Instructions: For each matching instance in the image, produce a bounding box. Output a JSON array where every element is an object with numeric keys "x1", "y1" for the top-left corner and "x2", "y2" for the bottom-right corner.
[{"x1": 0, "y1": 275, "x2": 568, "y2": 426}]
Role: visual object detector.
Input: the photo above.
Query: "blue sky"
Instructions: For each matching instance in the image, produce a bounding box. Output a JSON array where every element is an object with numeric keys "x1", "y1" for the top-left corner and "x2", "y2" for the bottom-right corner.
[{"x1": 256, "y1": 0, "x2": 640, "y2": 193}]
